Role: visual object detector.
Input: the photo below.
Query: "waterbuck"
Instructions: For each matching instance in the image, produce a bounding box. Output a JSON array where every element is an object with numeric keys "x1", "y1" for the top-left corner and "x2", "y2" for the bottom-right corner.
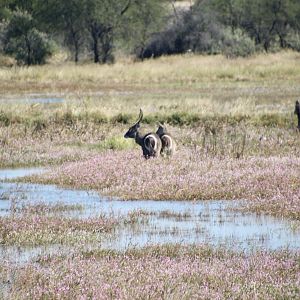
[
  {"x1": 295, "y1": 100, "x2": 300, "y2": 129},
  {"x1": 156, "y1": 123, "x2": 176, "y2": 157},
  {"x1": 124, "y1": 109, "x2": 162, "y2": 159}
]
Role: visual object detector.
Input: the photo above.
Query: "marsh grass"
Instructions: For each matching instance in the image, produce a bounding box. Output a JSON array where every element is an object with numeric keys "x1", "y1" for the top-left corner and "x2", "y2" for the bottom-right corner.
[
  {"x1": 0, "y1": 199, "x2": 123, "y2": 246},
  {"x1": 4, "y1": 244, "x2": 300, "y2": 299},
  {"x1": 1, "y1": 51, "x2": 300, "y2": 300},
  {"x1": 1, "y1": 111, "x2": 300, "y2": 168},
  {"x1": 0, "y1": 213, "x2": 120, "y2": 246},
  {"x1": 0, "y1": 51, "x2": 299, "y2": 129},
  {"x1": 15, "y1": 202, "x2": 84, "y2": 214},
  {"x1": 94, "y1": 136, "x2": 135, "y2": 151},
  {"x1": 158, "y1": 210, "x2": 192, "y2": 220},
  {"x1": 0, "y1": 98, "x2": 297, "y2": 128},
  {"x1": 32, "y1": 150, "x2": 300, "y2": 220}
]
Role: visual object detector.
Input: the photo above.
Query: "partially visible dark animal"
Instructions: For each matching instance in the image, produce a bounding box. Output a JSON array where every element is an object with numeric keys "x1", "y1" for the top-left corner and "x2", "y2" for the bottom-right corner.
[
  {"x1": 156, "y1": 123, "x2": 176, "y2": 157},
  {"x1": 124, "y1": 109, "x2": 162, "y2": 159},
  {"x1": 295, "y1": 100, "x2": 300, "y2": 129}
]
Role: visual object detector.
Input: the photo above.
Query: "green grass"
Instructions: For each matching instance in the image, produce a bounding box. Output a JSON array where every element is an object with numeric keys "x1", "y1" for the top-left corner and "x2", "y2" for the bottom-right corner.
[{"x1": 96, "y1": 136, "x2": 135, "y2": 150}]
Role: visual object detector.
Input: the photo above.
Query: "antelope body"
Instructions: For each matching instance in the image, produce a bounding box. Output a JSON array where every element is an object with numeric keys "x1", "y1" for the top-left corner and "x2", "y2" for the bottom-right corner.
[
  {"x1": 156, "y1": 123, "x2": 176, "y2": 156},
  {"x1": 124, "y1": 109, "x2": 162, "y2": 159}
]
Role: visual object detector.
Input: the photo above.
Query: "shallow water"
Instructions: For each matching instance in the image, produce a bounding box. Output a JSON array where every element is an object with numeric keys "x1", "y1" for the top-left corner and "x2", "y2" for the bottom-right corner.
[
  {"x1": 0, "y1": 168, "x2": 300, "y2": 263},
  {"x1": 0, "y1": 168, "x2": 43, "y2": 180},
  {"x1": 0, "y1": 95, "x2": 64, "y2": 104}
]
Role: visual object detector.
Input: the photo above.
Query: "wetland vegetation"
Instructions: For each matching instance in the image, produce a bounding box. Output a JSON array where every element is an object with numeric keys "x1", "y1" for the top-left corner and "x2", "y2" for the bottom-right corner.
[{"x1": 1, "y1": 52, "x2": 300, "y2": 299}]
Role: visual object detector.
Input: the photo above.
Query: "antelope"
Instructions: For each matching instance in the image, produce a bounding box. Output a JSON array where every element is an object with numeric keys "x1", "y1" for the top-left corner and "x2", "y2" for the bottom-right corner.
[
  {"x1": 295, "y1": 100, "x2": 300, "y2": 129},
  {"x1": 156, "y1": 123, "x2": 176, "y2": 157},
  {"x1": 124, "y1": 109, "x2": 162, "y2": 159}
]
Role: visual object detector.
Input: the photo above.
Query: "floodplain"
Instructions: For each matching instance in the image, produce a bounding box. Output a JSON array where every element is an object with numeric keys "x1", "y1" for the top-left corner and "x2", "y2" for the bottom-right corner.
[{"x1": 0, "y1": 52, "x2": 300, "y2": 299}]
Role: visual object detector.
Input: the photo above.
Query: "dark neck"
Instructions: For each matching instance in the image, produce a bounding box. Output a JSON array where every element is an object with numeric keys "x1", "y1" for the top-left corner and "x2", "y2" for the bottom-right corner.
[{"x1": 135, "y1": 131, "x2": 145, "y2": 146}]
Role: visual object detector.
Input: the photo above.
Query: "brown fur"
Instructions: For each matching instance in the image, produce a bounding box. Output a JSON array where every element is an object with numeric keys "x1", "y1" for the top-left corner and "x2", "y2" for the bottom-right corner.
[{"x1": 156, "y1": 123, "x2": 176, "y2": 157}]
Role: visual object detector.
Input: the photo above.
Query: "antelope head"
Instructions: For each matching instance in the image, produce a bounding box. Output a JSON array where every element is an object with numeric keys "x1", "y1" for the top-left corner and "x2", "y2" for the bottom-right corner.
[
  {"x1": 124, "y1": 109, "x2": 143, "y2": 139},
  {"x1": 156, "y1": 122, "x2": 167, "y2": 137}
]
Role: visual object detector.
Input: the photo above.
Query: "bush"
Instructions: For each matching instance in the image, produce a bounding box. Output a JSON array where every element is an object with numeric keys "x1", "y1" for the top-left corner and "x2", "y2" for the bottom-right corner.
[
  {"x1": 3, "y1": 10, "x2": 54, "y2": 65},
  {"x1": 223, "y1": 28, "x2": 256, "y2": 58},
  {"x1": 285, "y1": 30, "x2": 300, "y2": 52},
  {"x1": 139, "y1": 3, "x2": 237, "y2": 59},
  {"x1": 0, "y1": 111, "x2": 11, "y2": 126}
]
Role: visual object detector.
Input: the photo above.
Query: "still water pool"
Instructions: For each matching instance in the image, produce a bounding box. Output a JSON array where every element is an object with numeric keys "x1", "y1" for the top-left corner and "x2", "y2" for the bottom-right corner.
[{"x1": 1, "y1": 168, "x2": 299, "y2": 263}]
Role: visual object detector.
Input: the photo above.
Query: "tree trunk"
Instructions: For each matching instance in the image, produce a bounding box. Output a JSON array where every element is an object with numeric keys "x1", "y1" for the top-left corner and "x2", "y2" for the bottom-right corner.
[
  {"x1": 25, "y1": 36, "x2": 32, "y2": 66},
  {"x1": 70, "y1": 25, "x2": 80, "y2": 63},
  {"x1": 100, "y1": 30, "x2": 113, "y2": 64},
  {"x1": 74, "y1": 40, "x2": 79, "y2": 63},
  {"x1": 91, "y1": 25, "x2": 100, "y2": 63}
]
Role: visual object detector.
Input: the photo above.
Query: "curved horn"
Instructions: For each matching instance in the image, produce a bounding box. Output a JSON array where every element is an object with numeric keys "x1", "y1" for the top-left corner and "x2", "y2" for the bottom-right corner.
[{"x1": 134, "y1": 108, "x2": 143, "y2": 125}]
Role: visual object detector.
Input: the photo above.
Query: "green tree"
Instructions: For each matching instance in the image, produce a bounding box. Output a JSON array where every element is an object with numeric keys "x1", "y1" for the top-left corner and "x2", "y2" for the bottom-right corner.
[
  {"x1": 209, "y1": 0, "x2": 245, "y2": 33},
  {"x1": 210, "y1": 0, "x2": 300, "y2": 52},
  {"x1": 0, "y1": 1, "x2": 13, "y2": 20},
  {"x1": 83, "y1": 0, "x2": 132, "y2": 63},
  {"x1": 33, "y1": 0, "x2": 85, "y2": 63},
  {"x1": 3, "y1": 10, "x2": 54, "y2": 65},
  {"x1": 123, "y1": 0, "x2": 167, "y2": 60}
]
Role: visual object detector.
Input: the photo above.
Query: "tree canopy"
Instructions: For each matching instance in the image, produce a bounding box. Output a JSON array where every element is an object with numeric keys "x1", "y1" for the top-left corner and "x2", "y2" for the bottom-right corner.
[{"x1": 0, "y1": 0, "x2": 299, "y2": 65}]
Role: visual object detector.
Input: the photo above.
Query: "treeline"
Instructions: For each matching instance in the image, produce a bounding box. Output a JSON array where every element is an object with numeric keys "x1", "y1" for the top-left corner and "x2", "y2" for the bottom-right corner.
[
  {"x1": 0, "y1": 0, "x2": 299, "y2": 65},
  {"x1": 142, "y1": 0, "x2": 300, "y2": 59},
  {"x1": 0, "y1": 0, "x2": 167, "y2": 65}
]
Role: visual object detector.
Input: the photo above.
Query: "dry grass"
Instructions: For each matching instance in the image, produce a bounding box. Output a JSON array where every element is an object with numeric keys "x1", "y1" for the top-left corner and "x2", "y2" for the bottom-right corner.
[
  {"x1": 1, "y1": 51, "x2": 298, "y2": 85},
  {"x1": 0, "y1": 51, "x2": 299, "y2": 118}
]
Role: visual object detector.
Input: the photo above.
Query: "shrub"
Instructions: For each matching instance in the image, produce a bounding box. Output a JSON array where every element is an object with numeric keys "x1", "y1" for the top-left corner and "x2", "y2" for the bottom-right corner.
[
  {"x1": 140, "y1": 4, "x2": 225, "y2": 59},
  {"x1": 3, "y1": 10, "x2": 54, "y2": 65},
  {"x1": 285, "y1": 30, "x2": 300, "y2": 52},
  {"x1": 223, "y1": 28, "x2": 256, "y2": 58},
  {"x1": 0, "y1": 111, "x2": 11, "y2": 126}
]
